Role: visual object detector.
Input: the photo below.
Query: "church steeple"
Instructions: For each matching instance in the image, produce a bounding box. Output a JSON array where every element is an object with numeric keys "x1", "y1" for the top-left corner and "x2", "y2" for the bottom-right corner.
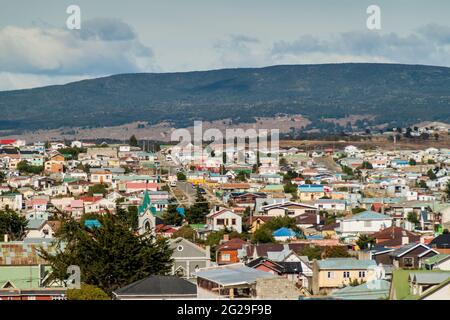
[
  {"x1": 137, "y1": 190, "x2": 157, "y2": 236},
  {"x1": 139, "y1": 190, "x2": 151, "y2": 215}
]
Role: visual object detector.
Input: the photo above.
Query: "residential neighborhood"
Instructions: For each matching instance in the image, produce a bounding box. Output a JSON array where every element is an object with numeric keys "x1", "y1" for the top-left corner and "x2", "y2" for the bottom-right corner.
[{"x1": 1, "y1": 137, "x2": 450, "y2": 300}]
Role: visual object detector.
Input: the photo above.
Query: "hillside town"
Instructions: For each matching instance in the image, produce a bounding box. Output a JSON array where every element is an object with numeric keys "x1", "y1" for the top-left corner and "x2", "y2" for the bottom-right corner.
[{"x1": 1, "y1": 136, "x2": 450, "y2": 301}]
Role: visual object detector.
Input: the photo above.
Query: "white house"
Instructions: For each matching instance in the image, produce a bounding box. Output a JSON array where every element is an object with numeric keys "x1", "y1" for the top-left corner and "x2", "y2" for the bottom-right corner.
[
  {"x1": 206, "y1": 207, "x2": 242, "y2": 233},
  {"x1": 336, "y1": 211, "x2": 393, "y2": 237},
  {"x1": 260, "y1": 201, "x2": 318, "y2": 217},
  {"x1": 314, "y1": 199, "x2": 347, "y2": 212}
]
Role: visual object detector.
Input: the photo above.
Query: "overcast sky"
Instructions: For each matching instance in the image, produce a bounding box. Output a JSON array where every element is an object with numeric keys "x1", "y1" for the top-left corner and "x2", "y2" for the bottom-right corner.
[{"x1": 0, "y1": 0, "x2": 450, "y2": 90}]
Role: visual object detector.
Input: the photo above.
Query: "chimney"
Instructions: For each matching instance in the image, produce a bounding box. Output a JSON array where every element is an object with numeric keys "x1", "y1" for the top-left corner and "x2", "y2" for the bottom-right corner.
[
  {"x1": 215, "y1": 205, "x2": 220, "y2": 212},
  {"x1": 316, "y1": 213, "x2": 321, "y2": 225},
  {"x1": 3, "y1": 234, "x2": 8, "y2": 243},
  {"x1": 401, "y1": 231, "x2": 409, "y2": 245}
]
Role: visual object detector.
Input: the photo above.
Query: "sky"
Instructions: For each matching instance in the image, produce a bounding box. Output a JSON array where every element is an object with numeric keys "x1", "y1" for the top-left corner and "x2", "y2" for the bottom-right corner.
[{"x1": 0, "y1": 0, "x2": 450, "y2": 90}]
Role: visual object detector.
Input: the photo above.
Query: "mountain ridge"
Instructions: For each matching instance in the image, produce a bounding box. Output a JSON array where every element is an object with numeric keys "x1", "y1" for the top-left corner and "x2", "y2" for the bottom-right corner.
[{"x1": 1, "y1": 63, "x2": 450, "y2": 132}]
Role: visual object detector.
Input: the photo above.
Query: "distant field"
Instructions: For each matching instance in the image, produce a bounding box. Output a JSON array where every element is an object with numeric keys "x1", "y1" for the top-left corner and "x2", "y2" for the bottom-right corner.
[{"x1": 279, "y1": 135, "x2": 450, "y2": 150}]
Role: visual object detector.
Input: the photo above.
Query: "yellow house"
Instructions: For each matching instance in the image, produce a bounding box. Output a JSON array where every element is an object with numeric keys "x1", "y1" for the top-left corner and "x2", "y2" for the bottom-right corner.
[
  {"x1": 249, "y1": 216, "x2": 274, "y2": 233},
  {"x1": 312, "y1": 258, "x2": 377, "y2": 295},
  {"x1": 187, "y1": 177, "x2": 206, "y2": 185}
]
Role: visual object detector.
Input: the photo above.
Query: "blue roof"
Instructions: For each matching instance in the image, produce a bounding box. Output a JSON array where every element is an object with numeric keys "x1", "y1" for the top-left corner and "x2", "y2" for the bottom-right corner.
[
  {"x1": 176, "y1": 207, "x2": 186, "y2": 218},
  {"x1": 306, "y1": 235, "x2": 324, "y2": 240},
  {"x1": 84, "y1": 219, "x2": 101, "y2": 229},
  {"x1": 298, "y1": 184, "x2": 324, "y2": 192},
  {"x1": 272, "y1": 227, "x2": 300, "y2": 237},
  {"x1": 345, "y1": 211, "x2": 392, "y2": 221}
]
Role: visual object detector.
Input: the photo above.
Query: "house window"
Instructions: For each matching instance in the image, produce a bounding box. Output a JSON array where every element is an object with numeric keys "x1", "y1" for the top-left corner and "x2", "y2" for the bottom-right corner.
[
  {"x1": 327, "y1": 272, "x2": 334, "y2": 279},
  {"x1": 359, "y1": 271, "x2": 366, "y2": 278},
  {"x1": 343, "y1": 271, "x2": 350, "y2": 278},
  {"x1": 287, "y1": 211, "x2": 295, "y2": 216},
  {"x1": 221, "y1": 253, "x2": 231, "y2": 262},
  {"x1": 217, "y1": 219, "x2": 225, "y2": 225},
  {"x1": 231, "y1": 219, "x2": 236, "y2": 225},
  {"x1": 403, "y1": 257, "x2": 414, "y2": 268}
]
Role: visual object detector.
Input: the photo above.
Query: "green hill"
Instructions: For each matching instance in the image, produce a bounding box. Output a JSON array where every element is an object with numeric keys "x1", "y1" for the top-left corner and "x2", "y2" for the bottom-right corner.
[{"x1": 1, "y1": 63, "x2": 450, "y2": 131}]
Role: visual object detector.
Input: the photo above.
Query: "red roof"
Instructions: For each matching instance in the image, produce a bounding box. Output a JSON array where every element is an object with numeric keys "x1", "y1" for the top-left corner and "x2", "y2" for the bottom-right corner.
[
  {"x1": 0, "y1": 139, "x2": 16, "y2": 145},
  {"x1": 217, "y1": 238, "x2": 247, "y2": 251},
  {"x1": 155, "y1": 224, "x2": 177, "y2": 233},
  {"x1": 126, "y1": 182, "x2": 159, "y2": 190},
  {"x1": 79, "y1": 196, "x2": 102, "y2": 203}
]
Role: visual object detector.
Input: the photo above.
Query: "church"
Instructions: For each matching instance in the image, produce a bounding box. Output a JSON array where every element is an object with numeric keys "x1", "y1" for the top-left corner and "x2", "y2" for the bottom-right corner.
[{"x1": 138, "y1": 191, "x2": 158, "y2": 236}]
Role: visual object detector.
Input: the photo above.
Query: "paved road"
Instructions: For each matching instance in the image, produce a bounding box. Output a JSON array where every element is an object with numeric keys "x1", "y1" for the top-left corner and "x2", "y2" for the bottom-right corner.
[
  {"x1": 175, "y1": 181, "x2": 196, "y2": 206},
  {"x1": 315, "y1": 156, "x2": 342, "y2": 173}
]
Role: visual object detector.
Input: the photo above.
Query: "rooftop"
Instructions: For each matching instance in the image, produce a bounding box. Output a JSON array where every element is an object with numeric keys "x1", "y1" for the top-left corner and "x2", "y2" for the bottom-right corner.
[{"x1": 194, "y1": 264, "x2": 277, "y2": 287}]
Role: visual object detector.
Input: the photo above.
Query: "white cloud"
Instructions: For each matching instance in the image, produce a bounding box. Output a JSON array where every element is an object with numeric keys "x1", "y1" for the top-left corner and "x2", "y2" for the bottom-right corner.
[
  {"x1": 210, "y1": 25, "x2": 450, "y2": 70},
  {"x1": 0, "y1": 18, "x2": 157, "y2": 90}
]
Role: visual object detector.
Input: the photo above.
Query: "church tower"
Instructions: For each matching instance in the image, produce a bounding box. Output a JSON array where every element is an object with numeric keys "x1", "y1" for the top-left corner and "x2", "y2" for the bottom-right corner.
[{"x1": 137, "y1": 191, "x2": 157, "y2": 236}]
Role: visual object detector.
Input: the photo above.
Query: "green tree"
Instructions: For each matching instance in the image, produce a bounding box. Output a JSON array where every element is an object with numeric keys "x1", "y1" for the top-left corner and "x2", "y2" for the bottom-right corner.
[
  {"x1": 409, "y1": 159, "x2": 416, "y2": 166},
  {"x1": 129, "y1": 135, "x2": 139, "y2": 147},
  {"x1": 252, "y1": 228, "x2": 275, "y2": 243},
  {"x1": 162, "y1": 205, "x2": 184, "y2": 226},
  {"x1": 251, "y1": 216, "x2": 301, "y2": 243},
  {"x1": 356, "y1": 234, "x2": 376, "y2": 250},
  {"x1": 341, "y1": 165, "x2": 354, "y2": 177},
  {"x1": 87, "y1": 183, "x2": 108, "y2": 196},
  {"x1": 39, "y1": 215, "x2": 173, "y2": 295},
  {"x1": 427, "y1": 169, "x2": 437, "y2": 180},
  {"x1": 360, "y1": 161, "x2": 373, "y2": 169},
  {"x1": 185, "y1": 188, "x2": 210, "y2": 224},
  {"x1": 299, "y1": 245, "x2": 322, "y2": 260},
  {"x1": 116, "y1": 206, "x2": 138, "y2": 230},
  {"x1": 445, "y1": 181, "x2": 450, "y2": 200},
  {"x1": 16, "y1": 161, "x2": 44, "y2": 175},
  {"x1": 0, "y1": 210, "x2": 27, "y2": 241},
  {"x1": 407, "y1": 212, "x2": 419, "y2": 225},
  {"x1": 236, "y1": 171, "x2": 249, "y2": 182},
  {"x1": 176, "y1": 172, "x2": 186, "y2": 181},
  {"x1": 352, "y1": 207, "x2": 366, "y2": 214},
  {"x1": 66, "y1": 284, "x2": 110, "y2": 300},
  {"x1": 58, "y1": 147, "x2": 86, "y2": 160},
  {"x1": 0, "y1": 171, "x2": 5, "y2": 183},
  {"x1": 418, "y1": 180, "x2": 428, "y2": 189},
  {"x1": 283, "y1": 181, "x2": 298, "y2": 194},
  {"x1": 262, "y1": 216, "x2": 301, "y2": 233},
  {"x1": 172, "y1": 225, "x2": 196, "y2": 242},
  {"x1": 323, "y1": 246, "x2": 351, "y2": 258}
]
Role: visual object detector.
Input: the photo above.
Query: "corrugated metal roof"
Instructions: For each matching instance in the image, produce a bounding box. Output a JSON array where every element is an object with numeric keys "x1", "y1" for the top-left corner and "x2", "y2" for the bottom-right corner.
[
  {"x1": 317, "y1": 258, "x2": 376, "y2": 270},
  {"x1": 344, "y1": 211, "x2": 391, "y2": 221},
  {"x1": 194, "y1": 264, "x2": 277, "y2": 286}
]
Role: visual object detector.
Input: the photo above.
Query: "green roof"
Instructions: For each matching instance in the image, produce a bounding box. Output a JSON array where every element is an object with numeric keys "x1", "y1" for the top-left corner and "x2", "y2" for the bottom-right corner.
[
  {"x1": 0, "y1": 265, "x2": 52, "y2": 289},
  {"x1": 331, "y1": 280, "x2": 390, "y2": 300},
  {"x1": 262, "y1": 184, "x2": 284, "y2": 191},
  {"x1": 423, "y1": 254, "x2": 450, "y2": 266},
  {"x1": 391, "y1": 269, "x2": 450, "y2": 300},
  {"x1": 189, "y1": 224, "x2": 206, "y2": 230},
  {"x1": 317, "y1": 258, "x2": 376, "y2": 270},
  {"x1": 419, "y1": 277, "x2": 450, "y2": 300},
  {"x1": 138, "y1": 191, "x2": 157, "y2": 216}
]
